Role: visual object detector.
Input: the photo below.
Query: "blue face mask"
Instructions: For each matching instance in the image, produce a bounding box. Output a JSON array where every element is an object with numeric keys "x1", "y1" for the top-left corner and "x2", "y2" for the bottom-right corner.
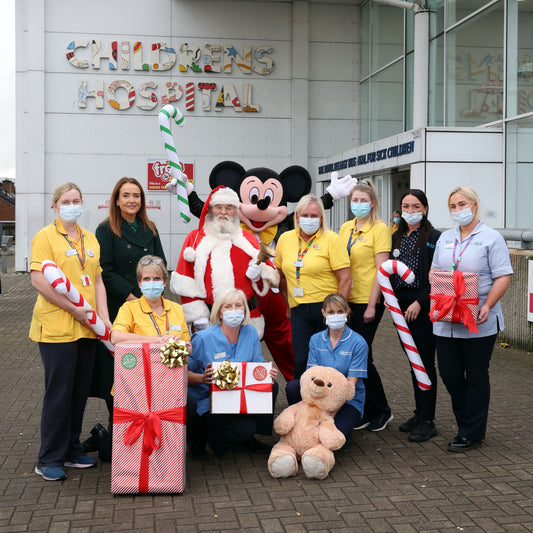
[
  {"x1": 59, "y1": 204, "x2": 83, "y2": 223},
  {"x1": 299, "y1": 217, "x2": 321, "y2": 235},
  {"x1": 351, "y1": 202, "x2": 371, "y2": 219},
  {"x1": 222, "y1": 309, "x2": 245, "y2": 328},
  {"x1": 325, "y1": 313, "x2": 347, "y2": 330},
  {"x1": 452, "y1": 207, "x2": 474, "y2": 226},
  {"x1": 140, "y1": 280, "x2": 165, "y2": 300},
  {"x1": 392, "y1": 216, "x2": 401, "y2": 224}
]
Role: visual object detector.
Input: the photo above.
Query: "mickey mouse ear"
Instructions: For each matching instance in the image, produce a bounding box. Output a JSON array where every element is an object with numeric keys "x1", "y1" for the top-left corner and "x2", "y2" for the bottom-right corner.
[
  {"x1": 209, "y1": 161, "x2": 246, "y2": 191},
  {"x1": 279, "y1": 166, "x2": 312, "y2": 203}
]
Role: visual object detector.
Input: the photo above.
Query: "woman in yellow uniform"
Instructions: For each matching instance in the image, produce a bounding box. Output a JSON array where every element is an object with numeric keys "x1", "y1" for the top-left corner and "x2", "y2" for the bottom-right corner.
[
  {"x1": 275, "y1": 194, "x2": 351, "y2": 379},
  {"x1": 30, "y1": 183, "x2": 111, "y2": 481},
  {"x1": 339, "y1": 180, "x2": 393, "y2": 432}
]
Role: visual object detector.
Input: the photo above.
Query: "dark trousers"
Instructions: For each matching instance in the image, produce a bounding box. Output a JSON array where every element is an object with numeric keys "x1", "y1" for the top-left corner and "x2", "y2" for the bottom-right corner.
[
  {"x1": 38, "y1": 339, "x2": 97, "y2": 467},
  {"x1": 348, "y1": 302, "x2": 389, "y2": 419},
  {"x1": 396, "y1": 288, "x2": 437, "y2": 421},
  {"x1": 290, "y1": 302, "x2": 327, "y2": 379},
  {"x1": 436, "y1": 334, "x2": 497, "y2": 441},
  {"x1": 188, "y1": 381, "x2": 279, "y2": 453},
  {"x1": 286, "y1": 379, "x2": 362, "y2": 439}
]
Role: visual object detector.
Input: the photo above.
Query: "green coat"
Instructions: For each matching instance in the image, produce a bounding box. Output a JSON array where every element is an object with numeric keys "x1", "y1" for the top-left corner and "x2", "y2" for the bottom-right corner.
[{"x1": 95, "y1": 219, "x2": 166, "y2": 321}]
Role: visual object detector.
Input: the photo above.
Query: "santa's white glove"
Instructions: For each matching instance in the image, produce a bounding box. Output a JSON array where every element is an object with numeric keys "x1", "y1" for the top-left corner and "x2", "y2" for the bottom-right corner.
[
  {"x1": 245, "y1": 260, "x2": 262, "y2": 282},
  {"x1": 326, "y1": 171, "x2": 358, "y2": 201},
  {"x1": 193, "y1": 316, "x2": 210, "y2": 331},
  {"x1": 165, "y1": 171, "x2": 193, "y2": 195}
]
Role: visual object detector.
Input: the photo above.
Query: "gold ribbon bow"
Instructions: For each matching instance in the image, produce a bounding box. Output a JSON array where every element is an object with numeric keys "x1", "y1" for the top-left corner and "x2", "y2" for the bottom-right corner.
[
  {"x1": 213, "y1": 360, "x2": 240, "y2": 390},
  {"x1": 159, "y1": 339, "x2": 189, "y2": 368}
]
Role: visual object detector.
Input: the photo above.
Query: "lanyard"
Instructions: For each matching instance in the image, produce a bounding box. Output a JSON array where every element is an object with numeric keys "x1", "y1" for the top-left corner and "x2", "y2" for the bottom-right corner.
[
  {"x1": 57, "y1": 222, "x2": 86, "y2": 271},
  {"x1": 148, "y1": 310, "x2": 169, "y2": 336},
  {"x1": 295, "y1": 236, "x2": 316, "y2": 284},
  {"x1": 347, "y1": 228, "x2": 361, "y2": 255},
  {"x1": 452, "y1": 233, "x2": 475, "y2": 271}
]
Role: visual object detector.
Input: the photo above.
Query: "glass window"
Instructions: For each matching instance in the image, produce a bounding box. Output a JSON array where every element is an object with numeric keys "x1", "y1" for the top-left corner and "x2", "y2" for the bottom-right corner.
[
  {"x1": 370, "y1": 60, "x2": 404, "y2": 141},
  {"x1": 505, "y1": 114, "x2": 533, "y2": 228},
  {"x1": 428, "y1": 0, "x2": 444, "y2": 38},
  {"x1": 359, "y1": 79, "x2": 370, "y2": 145},
  {"x1": 506, "y1": 0, "x2": 533, "y2": 118},
  {"x1": 429, "y1": 34, "x2": 445, "y2": 126},
  {"x1": 371, "y1": 4, "x2": 404, "y2": 72},
  {"x1": 447, "y1": 0, "x2": 493, "y2": 27},
  {"x1": 360, "y1": 1, "x2": 370, "y2": 79},
  {"x1": 445, "y1": 1, "x2": 504, "y2": 127},
  {"x1": 405, "y1": 51, "x2": 413, "y2": 131},
  {"x1": 406, "y1": 10, "x2": 414, "y2": 54}
]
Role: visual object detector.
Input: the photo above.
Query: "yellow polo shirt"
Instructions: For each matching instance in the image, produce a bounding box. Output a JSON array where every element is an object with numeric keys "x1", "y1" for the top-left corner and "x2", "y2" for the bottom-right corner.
[
  {"x1": 338, "y1": 219, "x2": 391, "y2": 304},
  {"x1": 112, "y1": 296, "x2": 190, "y2": 341},
  {"x1": 274, "y1": 228, "x2": 350, "y2": 308},
  {"x1": 29, "y1": 219, "x2": 102, "y2": 343}
]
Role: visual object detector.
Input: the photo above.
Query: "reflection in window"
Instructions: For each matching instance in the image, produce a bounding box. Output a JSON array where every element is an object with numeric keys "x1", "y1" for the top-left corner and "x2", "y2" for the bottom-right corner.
[
  {"x1": 447, "y1": 0, "x2": 493, "y2": 27},
  {"x1": 429, "y1": 34, "x2": 444, "y2": 126},
  {"x1": 371, "y1": 4, "x2": 404, "y2": 72},
  {"x1": 445, "y1": 1, "x2": 504, "y2": 126}
]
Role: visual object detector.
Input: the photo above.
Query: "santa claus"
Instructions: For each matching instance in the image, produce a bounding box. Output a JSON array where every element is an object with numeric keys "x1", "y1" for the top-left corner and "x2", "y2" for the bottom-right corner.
[{"x1": 171, "y1": 185, "x2": 279, "y2": 337}]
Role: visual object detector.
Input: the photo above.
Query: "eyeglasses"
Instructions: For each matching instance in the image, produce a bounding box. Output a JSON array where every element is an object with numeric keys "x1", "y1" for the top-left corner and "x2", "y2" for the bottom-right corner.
[{"x1": 140, "y1": 257, "x2": 164, "y2": 266}]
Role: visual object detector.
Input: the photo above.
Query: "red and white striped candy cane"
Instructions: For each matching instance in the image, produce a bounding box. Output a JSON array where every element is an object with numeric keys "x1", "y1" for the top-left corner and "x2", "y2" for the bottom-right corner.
[
  {"x1": 41, "y1": 260, "x2": 114, "y2": 354},
  {"x1": 378, "y1": 259, "x2": 431, "y2": 391}
]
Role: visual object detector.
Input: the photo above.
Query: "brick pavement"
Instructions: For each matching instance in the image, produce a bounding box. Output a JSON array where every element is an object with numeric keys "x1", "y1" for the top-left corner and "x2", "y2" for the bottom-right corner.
[{"x1": 0, "y1": 271, "x2": 532, "y2": 532}]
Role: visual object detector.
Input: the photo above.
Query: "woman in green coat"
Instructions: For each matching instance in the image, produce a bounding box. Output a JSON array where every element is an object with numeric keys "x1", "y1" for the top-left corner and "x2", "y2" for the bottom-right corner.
[{"x1": 83, "y1": 177, "x2": 166, "y2": 457}]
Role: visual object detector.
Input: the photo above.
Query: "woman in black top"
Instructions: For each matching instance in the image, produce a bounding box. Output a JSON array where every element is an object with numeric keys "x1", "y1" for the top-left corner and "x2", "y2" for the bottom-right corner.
[{"x1": 390, "y1": 189, "x2": 440, "y2": 442}]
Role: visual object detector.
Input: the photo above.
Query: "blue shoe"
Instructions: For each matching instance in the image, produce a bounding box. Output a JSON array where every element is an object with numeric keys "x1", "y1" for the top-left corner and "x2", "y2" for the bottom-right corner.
[
  {"x1": 64, "y1": 455, "x2": 97, "y2": 468},
  {"x1": 35, "y1": 465, "x2": 67, "y2": 481}
]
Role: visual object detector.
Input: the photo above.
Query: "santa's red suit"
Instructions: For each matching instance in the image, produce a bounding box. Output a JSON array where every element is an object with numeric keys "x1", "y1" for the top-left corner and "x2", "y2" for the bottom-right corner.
[{"x1": 170, "y1": 186, "x2": 278, "y2": 339}]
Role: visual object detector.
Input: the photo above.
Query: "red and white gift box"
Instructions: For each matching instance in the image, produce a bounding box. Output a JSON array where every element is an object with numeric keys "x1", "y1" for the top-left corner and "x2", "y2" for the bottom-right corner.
[
  {"x1": 210, "y1": 362, "x2": 273, "y2": 414},
  {"x1": 111, "y1": 343, "x2": 186, "y2": 494},
  {"x1": 429, "y1": 270, "x2": 479, "y2": 333}
]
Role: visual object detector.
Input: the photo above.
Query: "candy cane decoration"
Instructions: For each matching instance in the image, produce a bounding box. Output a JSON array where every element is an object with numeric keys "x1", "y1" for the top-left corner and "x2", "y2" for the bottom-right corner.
[
  {"x1": 41, "y1": 260, "x2": 114, "y2": 355},
  {"x1": 378, "y1": 259, "x2": 431, "y2": 391},
  {"x1": 158, "y1": 104, "x2": 190, "y2": 223}
]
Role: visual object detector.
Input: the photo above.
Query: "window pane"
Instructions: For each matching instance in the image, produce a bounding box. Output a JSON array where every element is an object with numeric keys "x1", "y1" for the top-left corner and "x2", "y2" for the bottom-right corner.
[
  {"x1": 405, "y1": 51, "x2": 413, "y2": 131},
  {"x1": 360, "y1": 1, "x2": 370, "y2": 79},
  {"x1": 428, "y1": 0, "x2": 444, "y2": 38},
  {"x1": 371, "y1": 60, "x2": 404, "y2": 141},
  {"x1": 507, "y1": 0, "x2": 533, "y2": 118},
  {"x1": 506, "y1": 114, "x2": 533, "y2": 228},
  {"x1": 429, "y1": 35, "x2": 444, "y2": 126},
  {"x1": 371, "y1": 4, "x2": 404, "y2": 72},
  {"x1": 360, "y1": 79, "x2": 370, "y2": 145},
  {"x1": 447, "y1": 0, "x2": 494, "y2": 27},
  {"x1": 406, "y1": 10, "x2": 414, "y2": 54},
  {"x1": 445, "y1": 1, "x2": 504, "y2": 127}
]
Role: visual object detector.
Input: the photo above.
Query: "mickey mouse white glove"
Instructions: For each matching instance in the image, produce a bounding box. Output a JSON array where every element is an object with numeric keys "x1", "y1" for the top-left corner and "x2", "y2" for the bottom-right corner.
[
  {"x1": 326, "y1": 171, "x2": 358, "y2": 201},
  {"x1": 165, "y1": 171, "x2": 194, "y2": 195},
  {"x1": 245, "y1": 260, "x2": 262, "y2": 282}
]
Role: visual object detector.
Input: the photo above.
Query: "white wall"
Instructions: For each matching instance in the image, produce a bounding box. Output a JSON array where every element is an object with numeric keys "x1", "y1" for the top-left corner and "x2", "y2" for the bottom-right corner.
[{"x1": 16, "y1": 0, "x2": 361, "y2": 270}]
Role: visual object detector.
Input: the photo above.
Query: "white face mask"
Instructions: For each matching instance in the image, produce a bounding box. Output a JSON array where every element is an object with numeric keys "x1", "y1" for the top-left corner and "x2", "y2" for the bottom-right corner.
[
  {"x1": 452, "y1": 207, "x2": 474, "y2": 226},
  {"x1": 299, "y1": 217, "x2": 321, "y2": 235},
  {"x1": 222, "y1": 309, "x2": 244, "y2": 328},
  {"x1": 325, "y1": 313, "x2": 348, "y2": 330},
  {"x1": 59, "y1": 204, "x2": 83, "y2": 223},
  {"x1": 402, "y1": 211, "x2": 423, "y2": 225}
]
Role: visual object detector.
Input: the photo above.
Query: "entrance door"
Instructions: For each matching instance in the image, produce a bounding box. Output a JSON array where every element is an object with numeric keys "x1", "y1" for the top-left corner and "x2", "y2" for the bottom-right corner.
[{"x1": 388, "y1": 169, "x2": 411, "y2": 223}]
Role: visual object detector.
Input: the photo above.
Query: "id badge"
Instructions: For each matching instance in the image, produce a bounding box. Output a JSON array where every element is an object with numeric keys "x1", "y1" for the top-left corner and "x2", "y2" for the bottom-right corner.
[
  {"x1": 293, "y1": 260, "x2": 304, "y2": 268},
  {"x1": 293, "y1": 287, "x2": 304, "y2": 297},
  {"x1": 170, "y1": 324, "x2": 182, "y2": 332},
  {"x1": 66, "y1": 249, "x2": 77, "y2": 257},
  {"x1": 81, "y1": 274, "x2": 92, "y2": 286}
]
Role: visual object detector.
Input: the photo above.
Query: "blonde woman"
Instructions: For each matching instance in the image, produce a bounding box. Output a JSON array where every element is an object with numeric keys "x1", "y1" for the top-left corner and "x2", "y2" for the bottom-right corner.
[{"x1": 339, "y1": 180, "x2": 393, "y2": 432}]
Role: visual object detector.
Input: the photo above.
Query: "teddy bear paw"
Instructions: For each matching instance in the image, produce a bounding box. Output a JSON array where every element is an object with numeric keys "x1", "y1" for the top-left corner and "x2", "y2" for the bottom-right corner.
[
  {"x1": 269, "y1": 455, "x2": 297, "y2": 478},
  {"x1": 302, "y1": 455, "x2": 326, "y2": 479}
]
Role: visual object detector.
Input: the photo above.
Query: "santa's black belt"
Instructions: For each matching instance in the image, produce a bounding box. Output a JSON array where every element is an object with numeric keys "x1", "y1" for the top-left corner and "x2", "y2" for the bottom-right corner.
[{"x1": 207, "y1": 295, "x2": 258, "y2": 312}]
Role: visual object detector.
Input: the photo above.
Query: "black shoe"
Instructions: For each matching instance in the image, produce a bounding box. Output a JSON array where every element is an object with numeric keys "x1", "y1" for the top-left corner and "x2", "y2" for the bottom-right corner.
[
  {"x1": 408, "y1": 420, "x2": 438, "y2": 442},
  {"x1": 447, "y1": 436, "x2": 482, "y2": 452},
  {"x1": 353, "y1": 417, "x2": 371, "y2": 430},
  {"x1": 81, "y1": 423, "x2": 107, "y2": 454},
  {"x1": 189, "y1": 443, "x2": 209, "y2": 460},
  {"x1": 399, "y1": 415, "x2": 419, "y2": 433},
  {"x1": 238, "y1": 437, "x2": 272, "y2": 454},
  {"x1": 367, "y1": 412, "x2": 394, "y2": 432}
]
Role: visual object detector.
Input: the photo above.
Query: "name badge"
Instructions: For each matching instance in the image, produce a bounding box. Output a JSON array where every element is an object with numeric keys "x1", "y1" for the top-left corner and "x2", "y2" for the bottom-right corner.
[
  {"x1": 444, "y1": 243, "x2": 454, "y2": 249},
  {"x1": 214, "y1": 352, "x2": 226, "y2": 360},
  {"x1": 170, "y1": 324, "x2": 182, "y2": 332},
  {"x1": 81, "y1": 275, "x2": 92, "y2": 286},
  {"x1": 293, "y1": 261, "x2": 304, "y2": 268},
  {"x1": 87, "y1": 249, "x2": 95, "y2": 258},
  {"x1": 66, "y1": 249, "x2": 77, "y2": 256},
  {"x1": 293, "y1": 287, "x2": 304, "y2": 297}
]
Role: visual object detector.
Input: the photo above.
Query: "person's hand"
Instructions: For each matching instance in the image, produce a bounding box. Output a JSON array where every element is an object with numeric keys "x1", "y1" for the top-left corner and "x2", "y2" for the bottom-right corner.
[
  {"x1": 269, "y1": 367, "x2": 278, "y2": 380},
  {"x1": 246, "y1": 260, "x2": 262, "y2": 282},
  {"x1": 404, "y1": 301, "x2": 421, "y2": 323},
  {"x1": 477, "y1": 304, "x2": 490, "y2": 324},
  {"x1": 363, "y1": 304, "x2": 376, "y2": 323},
  {"x1": 326, "y1": 171, "x2": 358, "y2": 200},
  {"x1": 104, "y1": 319, "x2": 113, "y2": 332},
  {"x1": 184, "y1": 340, "x2": 192, "y2": 354},
  {"x1": 72, "y1": 307, "x2": 90, "y2": 326},
  {"x1": 203, "y1": 362, "x2": 214, "y2": 384},
  {"x1": 193, "y1": 316, "x2": 210, "y2": 331}
]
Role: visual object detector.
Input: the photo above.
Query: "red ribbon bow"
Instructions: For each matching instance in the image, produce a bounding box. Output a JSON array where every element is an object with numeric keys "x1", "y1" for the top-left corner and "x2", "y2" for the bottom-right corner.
[
  {"x1": 430, "y1": 270, "x2": 479, "y2": 333},
  {"x1": 210, "y1": 362, "x2": 272, "y2": 413},
  {"x1": 113, "y1": 343, "x2": 185, "y2": 493}
]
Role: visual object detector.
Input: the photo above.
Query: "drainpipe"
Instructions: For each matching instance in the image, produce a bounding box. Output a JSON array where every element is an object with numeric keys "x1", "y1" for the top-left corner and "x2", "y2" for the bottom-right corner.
[{"x1": 372, "y1": 0, "x2": 429, "y2": 129}]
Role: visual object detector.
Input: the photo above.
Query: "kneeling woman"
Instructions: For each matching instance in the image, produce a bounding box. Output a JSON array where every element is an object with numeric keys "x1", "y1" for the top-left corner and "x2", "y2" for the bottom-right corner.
[
  {"x1": 188, "y1": 289, "x2": 279, "y2": 458},
  {"x1": 286, "y1": 294, "x2": 368, "y2": 439}
]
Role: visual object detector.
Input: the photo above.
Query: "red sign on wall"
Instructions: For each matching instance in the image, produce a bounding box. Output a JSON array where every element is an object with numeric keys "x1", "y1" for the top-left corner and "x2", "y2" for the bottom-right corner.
[{"x1": 147, "y1": 160, "x2": 194, "y2": 191}]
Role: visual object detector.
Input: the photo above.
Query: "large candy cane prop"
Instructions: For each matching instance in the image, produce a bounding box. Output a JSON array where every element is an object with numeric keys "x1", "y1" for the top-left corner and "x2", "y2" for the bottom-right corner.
[
  {"x1": 158, "y1": 104, "x2": 190, "y2": 223},
  {"x1": 41, "y1": 260, "x2": 114, "y2": 354},
  {"x1": 378, "y1": 259, "x2": 431, "y2": 391}
]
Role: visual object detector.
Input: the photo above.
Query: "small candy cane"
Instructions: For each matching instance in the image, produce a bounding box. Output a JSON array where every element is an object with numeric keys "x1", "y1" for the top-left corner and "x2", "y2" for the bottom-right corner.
[
  {"x1": 41, "y1": 260, "x2": 114, "y2": 354},
  {"x1": 158, "y1": 104, "x2": 190, "y2": 223},
  {"x1": 378, "y1": 259, "x2": 431, "y2": 391}
]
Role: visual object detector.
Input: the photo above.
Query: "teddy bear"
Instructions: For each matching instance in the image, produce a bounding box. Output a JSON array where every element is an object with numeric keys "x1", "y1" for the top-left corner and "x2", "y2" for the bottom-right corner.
[{"x1": 268, "y1": 366, "x2": 356, "y2": 480}]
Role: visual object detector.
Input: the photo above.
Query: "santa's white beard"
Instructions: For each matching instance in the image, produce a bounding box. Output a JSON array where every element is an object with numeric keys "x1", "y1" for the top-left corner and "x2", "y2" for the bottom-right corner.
[{"x1": 204, "y1": 213, "x2": 240, "y2": 238}]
